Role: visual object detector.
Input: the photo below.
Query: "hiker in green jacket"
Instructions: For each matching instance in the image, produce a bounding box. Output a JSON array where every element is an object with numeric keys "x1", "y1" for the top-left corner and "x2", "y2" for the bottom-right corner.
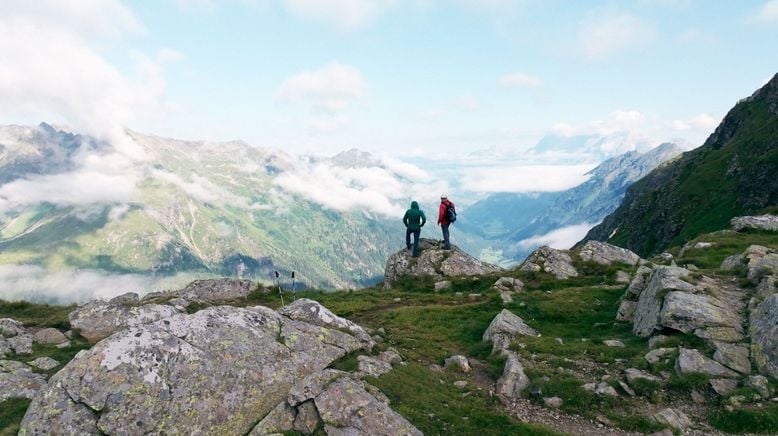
[{"x1": 403, "y1": 201, "x2": 426, "y2": 257}]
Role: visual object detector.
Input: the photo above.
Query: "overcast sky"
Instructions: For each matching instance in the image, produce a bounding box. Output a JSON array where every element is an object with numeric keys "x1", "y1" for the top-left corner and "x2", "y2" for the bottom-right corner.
[{"x1": 1, "y1": 0, "x2": 777, "y2": 156}]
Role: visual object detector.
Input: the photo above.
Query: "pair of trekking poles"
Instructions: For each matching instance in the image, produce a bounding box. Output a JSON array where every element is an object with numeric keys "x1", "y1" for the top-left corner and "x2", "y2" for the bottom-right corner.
[{"x1": 274, "y1": 271, "x2": 296, "y2": 307}]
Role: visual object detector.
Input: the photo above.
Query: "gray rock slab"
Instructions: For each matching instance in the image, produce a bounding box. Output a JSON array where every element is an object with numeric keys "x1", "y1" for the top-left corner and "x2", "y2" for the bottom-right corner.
[
  {"x1": 750, "y1": 294, "x2": 778, "y2": 378},
  {"x1": 676, "y1": 348, "x2": 739, "y2": 378},
  {"x1": 578, "y1": 240, "x2": 640, "y2": 266}
]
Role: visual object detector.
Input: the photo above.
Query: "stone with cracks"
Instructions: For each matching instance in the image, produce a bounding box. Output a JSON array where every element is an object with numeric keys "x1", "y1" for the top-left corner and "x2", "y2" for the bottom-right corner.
[
  {"x1": 249, "y1": 401, "x2": 296, "y2": 435},
  {"x1": 28, "y1": 357, "x2": 59, "y2": 371},
  {"x1": 712, "y1": 342, "x2": 751, "y2": 374},
  {"x1": 578, "y1": 240, "x2": 640, "y2": 266},
  {"x1": 731, "y1": 214, "x2": 778, "y2": 232},
  {"x1": 626, "y1": 266, "x2": 653, "y2": 297},
  {"x1": 496, "y1": 351, "x2": 530, "y2": 401},
  {"x1": 624, "y1": 368, "x2": 661, "y2": 385},
  {"x1": 616, "y1": 300, "x2": 637, "y2": 321},
  {"x1": 676, "y1": 348, "x2": 739, "y2": 378},
  {"x1": 69, "y1": 300, "x2": 180, "y2": 343},
  {"x1": 288, "y1": 369, "x2": 350, "y2": 406},
  {"x1": 292, "y1": 400, "x2": 320, "y2": 434},
  {"x1": 33, "y1": 328, "x2": 68, "y2": 345},
  {"x1": 750, "y1": 294, "x2": 778, "y2": 378},
  {"x1": 0, "y1": 359, "x2": 47, "y2": 401},
  {"x1": 174, "y1": 278, "x2": 257, "y2": 302},
  {"x1": 279, "y1": 298, "x2": 374, "y2": 347},
  {"x1": 0, "y1": 318, "x2": 24, "y2": 338},
  {"x1": 384, "y1": 239, "x2": 501, "y2": 288},
  {"x1": 493, "y1": 277, "x2": 524, "y2": 293},
  {"x1": 315, "y1": 377, "x2": 422, "y2": 436},
  {"x1": 483, "y1": 309, "x2": 539, "y2": 353},
  {"x1": 633, "y1": 266, "x2": 696, "y2": 337},
  {"x1": 19, "y1": 304, "x2": 372, "y2": 435},
  {"x1": 519, "y1": 246, "x2": 578, "y2": 279},
  {"x1": 652, "y1": 408, "x2": 692, "y2": 431},
  {"x1": 659, "y1": 291, "x2": 743, "y2": 335},
  {"x1": 8, "y1": 334, "x2": 33, "y2": 354},
  {"x1": 710, "y1": 378, "x2": 738, "y2": 396},
  {"x1": 357, "y1": 355, "x2": 393, "y2": 377}
]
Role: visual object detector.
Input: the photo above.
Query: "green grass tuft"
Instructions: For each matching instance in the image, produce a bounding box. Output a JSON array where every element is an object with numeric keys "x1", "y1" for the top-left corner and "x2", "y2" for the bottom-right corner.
[
  {"x1": 0, "y1": 399, "x2": 30, "y2": 436},
  {"x1": 709, "y1": 404, "x2": 778, "y2": 434}
]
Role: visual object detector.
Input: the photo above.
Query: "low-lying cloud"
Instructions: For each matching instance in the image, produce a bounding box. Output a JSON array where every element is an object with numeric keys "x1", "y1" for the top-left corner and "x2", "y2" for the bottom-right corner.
[
  {"x1": 461, "y1": 164, "x2": 595, "y2": 193},
  {"x1": 516, "y1": 222, "x2": 598, "y2": 250}
]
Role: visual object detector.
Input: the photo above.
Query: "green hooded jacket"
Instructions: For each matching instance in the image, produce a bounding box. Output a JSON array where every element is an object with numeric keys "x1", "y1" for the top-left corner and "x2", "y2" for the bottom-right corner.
[{"x1": 403, "y1": 201, "x2": 426, "y2": 231}]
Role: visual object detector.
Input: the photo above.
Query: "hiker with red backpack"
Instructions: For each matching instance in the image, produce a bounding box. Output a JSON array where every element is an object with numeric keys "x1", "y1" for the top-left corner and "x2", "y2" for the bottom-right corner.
[{"x1": 437, "y1": 195, "x2": 456, "y2": 250}]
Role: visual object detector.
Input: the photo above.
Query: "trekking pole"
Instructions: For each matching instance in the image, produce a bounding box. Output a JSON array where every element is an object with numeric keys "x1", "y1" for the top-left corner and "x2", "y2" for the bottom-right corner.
[
  {"x1": 274, "y1": 271, "x2": 285, "y2": 307},
  {"x1": 291, "y1": 271, "x2": 296, "y2": 301}
]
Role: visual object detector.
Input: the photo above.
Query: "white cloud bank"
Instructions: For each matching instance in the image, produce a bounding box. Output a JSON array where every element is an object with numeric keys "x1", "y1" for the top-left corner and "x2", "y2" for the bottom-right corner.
[
  {"x1": 461, "y1": 164, "x2": 596, "y2": 194},
  {"x1": 517, "y1": 222, "x2": 598, "y2": 250}
]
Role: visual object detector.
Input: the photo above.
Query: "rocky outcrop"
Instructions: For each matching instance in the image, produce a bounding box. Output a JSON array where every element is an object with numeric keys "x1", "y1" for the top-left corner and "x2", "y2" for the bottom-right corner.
[
  {"x1": 496, "y1": 351, "x2": 530, "y2": 401},
  {"x1": 384, "y1": 238, "x2": 501, "y2": 288},
  {"x1": 632, "y1": 266, "x2": 696, "y2": 337},
  {"x1": 68, "y1": 299, "x2": 180, "y2": 343},
  {"x1": 0, "y1": 360, "x2": 47, "y2": 401},
  {"x1": 712, "y1": 342, "x2": 751, "y2": 374},
  {"x1": 659, "y1": 290, "x2": 742, "y2": 335},
  {"x1": 173, "y1": 278, "x2": 257, "y2": 303},
  {"x1": 676, "y1": 348, "x2": 739, "y2": 378},
  {"x1": 750, "y1": 294, "x2": 778, "y2": 378},
  {"x1": 577, "y1": 240, "x2": 640, "y2": 266},
  {"x1": 652, "y1": 408, "x2": 692, "y2": 431},
  {"x1": 483, "y1": 309, "x2": 539, "y2": 353},
  {"x1": 731, "y1": 214, "x2": 778, "y2": 232},
  {"x1": 19, "y1": 300, "x2": 377, "y2": 435},
  {"x1": 279, "y1": 298, "x2": 374, "y2": 346},
  {"x1": 518, "y1": 246, "x2": 578, "y2": 279}
]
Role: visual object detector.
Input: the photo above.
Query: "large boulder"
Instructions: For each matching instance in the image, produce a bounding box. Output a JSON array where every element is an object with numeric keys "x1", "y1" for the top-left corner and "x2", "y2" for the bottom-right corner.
[
  {"x1": 577, "y1": 241, "x2": 641, "y2": 266},
  {"x1": 712, "y1": 342, "x2": 751, "y2": 374},
  {"x1": 33, "y1": 328, "x2": 69, "y2": 345},
  {"x1": 496, "y1": 351, "x2": 530, "y2": 401},
  {"x1": 676, "y1": 348, "x2": 739, "y2": 378},
  {"x1": 19, "y1": 302, "x2": 373, "y2": 435},
  {"x1": 750, "y1": 294, "x2": 778, "y2": 378},
  {"x1": 384, "y1": 238, "x2": 501, "y2": 288},
  {"x1": 483, "y1": 309, "x2": 539, "y2": 353},
  {"x1": 632, "y1": 266, "x2": 696, "y2": 337},
  {"x1": 69, "y1": 300, "x2": 181, "y2": 343},
  {"x1": 0, "y1": 360, "x2": 47, "y2": 401},
  {"x1": 731, "y1": 214, "x2": 778, "y2": 232},
  {"x1": 0, "y1": 318, "x2": 25, "y2": 338},
  {"x1": 279, "y1": 298, "x2": 374, "y2": 346},
  {"x1": 518, "y1": 246, "x2": 578, "y2": 279},
  {"x1": 659, "y1": 291, "x2": 743, "y2": 335}
]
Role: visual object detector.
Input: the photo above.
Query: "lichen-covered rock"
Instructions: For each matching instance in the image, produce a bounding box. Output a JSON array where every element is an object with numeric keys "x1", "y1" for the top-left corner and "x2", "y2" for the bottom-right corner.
[
  {"x1": 626, "y1": 266, "x2": 653, "y2": 297},
  {"x1": 8, "y1": 334, "x2": 33, "y2": 354},
  {"x1": 108, "y1": 292, "x2": 140, "y2": 305},
  {"x1": 28, "y1": 357, "x2": 59, "y2": 371},
  {"x1": 483, "y1": 309, "x2": 539, "y2": 353},
  {"x1": 676, "y1": 348, "x2": 739, "y2": 378},
  {"x1": 496, "y1": 351, "x2": 530, "y2": 401},
  {"x1": 357, "y1": 355, "x2": 393, "y2": 377},
  {"x1": 731, "y1": 214, "x2": 778, "y2": 232},
  {"x1": 68, "y1": 300, "x2": 180, "y2": 343},
  {"x1": 33, "y1": 328, "x2": 68, "y2": 345},
  {"x1": 745, "y1": 375, "x2": 771, "y2": 398},
  {"x1": 377, "y1": 348, "x2": 403, "y2": 365},
  {"x1": 20, "y1": 304, "x2": 372, "y2": 435},
  {"x1": 652, "y1": 408, "x2": 692, "y2": 431},
  {"x1": 279, "y1": 298, "x2": 374, "y2": 347},
  {"x1": 712, "y1": 342, "x2": 751, "y2": 374},
  {"x1": 384, "y1": 239, "x2": 501, "y2": 288},
  {"x1": 750, "y1": 294, "x2": 778, "y2": 378},
  {"x1": 594, "y1": 382, "x2": 619, "y2": 397},
  {"x1": 444, "y1": 355, "x2": 472, "y2": 373},
  {"x1": 659, "y1": 291, "x2": 742, "y2": 335},
  {"x1": 0, "y1": 339, "x2": 10, "y2": 357},
  {"x1": 633, "y1": 266, "x2": 695, "y2": 337},
  {"x1": 249, "y1": 400, "x2": 297, "y2": 435},
  {"x1": 720, "y1": 254, "x2": 745, "y2": 271},
  {"x1": 578, "y1": 240, "x2": 640, "y2": 266},
  {"x1": 292, "y1": 400, "x2": 320, "y2": 434},
  {"x1": 710, "y1": 378, "x2": 738, "y2": 396},
  {"x1": 0, "y1": 318, "x2": 24, "y2": 338},
  {"x1": 493, "y1": 277, "x2": 524, "y2": 293},
  {"x1": 616, "y1": 300, "x2": 637, "y2": 321},
  {"x1": 645, "y1": 348, "x2": 675, "y2": 364},
  {"x1": 0, "y1": 360, "x2": 47, "y2": 401},
  {"x1": 624, "y1": 368, "x2": 661, "y2": 385},
  {"x1": 288, "y1": 369, "x2": 350, "y2": 406},
  {"x1": 176, "y1": 278, "x2": 258, "y2": 302},
  {"x1": 518, "y1": 246, "x2": 578, "y2": 279},
  {"x1": 315, "y1": 377, "x2": 422, "y2": 436}
]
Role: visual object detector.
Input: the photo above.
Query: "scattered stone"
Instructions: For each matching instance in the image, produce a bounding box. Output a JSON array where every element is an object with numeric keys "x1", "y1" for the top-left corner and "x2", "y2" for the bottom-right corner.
[
  {"x1": 691, "y1": 390, "x2": 706, "y2": 404},
  {"x1": 493, "y1": 277, "x2": 524, "y2": 293},
  {"x1": 693, "y1": 242, "x2": 715, "y2": 249},
  {"x1": 658, "y1": 252, "x2": 674, "y2": 262},
  {"x1": 728, "y1": 395, "x2": 747, "y2": 406},
  {"x1": 615, "y1": 300, "x2": 637, "y2": 321},
  {"x1": 746, "y1": 375, "x2": 771, "y2": 398},
  {"x1": 676, "y1": 348, "x2": 739, "y2": 378},
  {"x1": 453, "y1": 380, "x2": 468, "y2": 389},
  {"x1": 444, "y1": 355, "x2": 472, "y2": 373},
  {"x1": 750, "y1": 294, "x2": 778, "y2": 378},
  {"x1": 249, "y1": 401, "x2": 296, "y2": 435},
  {"x1": 615, "y1": 271, "x2": 632, "y2": 283},
  {"x1": 500, "y1": 291, "x2": 514, "y2": 304},
  {"x1": 645, "y1": 348, "x2": 675, "y2": 364},
  {"x1": 712, "y1": 342, "x2": 751, "y2": 374},
  {"x1": 720, "y1": 254, "x2": 745, "y2": 271},
  {"x1": 710, "y1": 378, "x2": 739, "y2": 396},
  {"x1": 578, "y1": 241, "x2": 641, "y2": 266},
  {"x1": 594, "y1": 382, "x2": 618, "y2": 397},
  {"x1": 393, "y1": 298, "x2": 402, "y2": 302},
  {"x1": 582, "y1": 382, "x2": 597, "y2": 393},
  {"x1": 543, "y1": 396, "x2": 563, "y2": 408},
  {"x1": 428, "y1": 364, "x2": 443, "y2": 373},
  {"x1": 731, "y1": 214, "x2": 778, "y2": 232},
  {"x1": 595, "y1": 415, "x2": 614, "y2": 426},
  {"x1": 659, "y1": 290, "x2": 742, "y2": 335},
  {"x1": 56, "y1": 341, "x2": 71, "y2": 349},
  {"x1": 648, "y1": 335, "x2": 669, "y2": 349},
  {"x1": 0, "y1": 318, "x2": 24, "y2": 338},
  {"x1": 0, "y1": 360, "x2": 47, "y2": 401},
  {"x1": 694, "y1": 326, "x2": 745, "y2": 343},
  {"x1": 33, "y1": 328, "x2": 68, "y2": 345},
  {"x1": 603, "y1": 339, "x2": 625, "y2": 348},
  {"x1": 434, "y1": 280, "x2": 452, "y2": 291},
  {"x1": 555, "y1": 338, "x2": 564, "y2": 345},
  {"x1": 483, "y1": 309, "x2": 539, "y2": 353},
  {"x1": 357, "y1": 355, "x2": 393, "y2": 377},
  {"x1": 28, "y1": 357, "x2": 59, "y2": 371},
  {"x1": 624, "y1": 368, "x2": 661, "y2": 384},
  {"x1": 518, "y1": 246, "x2": 579, "y2": 279},
  {"x1": 292, "y1": 400, "x2": 320, "y2": 434},
  {"x1": 468, "y1": 293, "x2": 482, "y2": 300},
  {"x1": 315, "y1": 377, "x2": 422, "y2": 436},
  {"x1": 618, "y1": 381, "x2": 635, "y2": 396},
  {"x1": 652, "y1": 408, "x2": 692, "y2": 431},
  {"x1": 496, "y1": 351, "x2": 530, "y2": 400},
  {"x1": 8, "y1": 334, "x2": 33, "y2": 354},
  {"x1": 378, "y1": 348, "x2": 403, "y2": 365}
]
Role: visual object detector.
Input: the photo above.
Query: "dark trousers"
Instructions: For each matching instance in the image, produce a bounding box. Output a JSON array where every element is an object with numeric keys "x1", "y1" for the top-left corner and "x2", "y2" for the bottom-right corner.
[
  {"x1": 441, "y1": 224, "x2": 450, "y2": 249},
  {"x1": 406, "y1": 229, "x2": 421, "y2": 257}
]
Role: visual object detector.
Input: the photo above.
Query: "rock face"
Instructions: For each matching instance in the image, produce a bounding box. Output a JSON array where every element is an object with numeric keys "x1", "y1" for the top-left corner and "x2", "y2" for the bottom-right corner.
[
  {"x1": 750, "y1": 294, "x2": 778, "y2": 378},
  {"x1": 518, "y1": 246, "x2": 578, "y2": 279},
  {"x1": 731, "y1": 215, "x2": 778, "y2": 232},
  {"x1": 577, "y1": 241, "x2": 640, "y2": 266},
  {"x1": 384, "y1": 238, "x2": 501, "y2": 288},
  {"x1": 632, "y1": 266, "x2": 696, "y2": 337},
  {"x1": 483, "y1": 309, "x2": 539, "y2": 353},
  {"x1": 69, "y1": 300, "x2": 181, "y2": 343},
  {"x1": 20, "y1": 300, "x2": 375, "y2": 435},
  {"x1": 0, "y1": 360, "x2": 47, "y2": 401}
]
